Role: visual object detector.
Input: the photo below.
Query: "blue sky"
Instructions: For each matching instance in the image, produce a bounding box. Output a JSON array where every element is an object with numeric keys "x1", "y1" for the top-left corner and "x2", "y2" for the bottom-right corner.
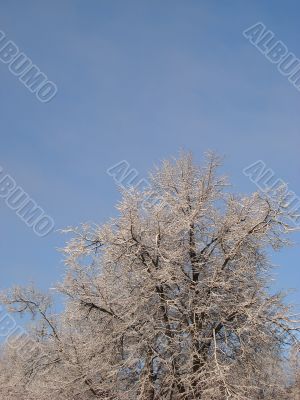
[{"x1": 0, "y1": 1, "x2": 299, "y2": 311}]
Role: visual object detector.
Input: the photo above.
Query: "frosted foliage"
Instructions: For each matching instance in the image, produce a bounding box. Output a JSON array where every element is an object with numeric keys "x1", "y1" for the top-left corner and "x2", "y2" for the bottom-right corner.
[{"x1": 0, "y1": 153, "x2": 299, "y2": 399}]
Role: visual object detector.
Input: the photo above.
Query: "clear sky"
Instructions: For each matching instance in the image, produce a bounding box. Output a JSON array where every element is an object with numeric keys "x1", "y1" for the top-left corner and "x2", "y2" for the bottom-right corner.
[{"x1": 0, "y1": 1, "x2": 299, "y2": 311}]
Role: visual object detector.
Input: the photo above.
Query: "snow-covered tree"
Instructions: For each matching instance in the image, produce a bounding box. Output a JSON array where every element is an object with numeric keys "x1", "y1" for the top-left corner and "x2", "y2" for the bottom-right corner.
[{"x1": 0, "y1": 153, "x2": 299, "y2": 399}]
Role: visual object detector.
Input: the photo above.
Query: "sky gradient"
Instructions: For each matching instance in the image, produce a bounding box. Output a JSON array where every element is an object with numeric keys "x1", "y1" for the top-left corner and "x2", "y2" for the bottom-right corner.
[{"x1": 0, "y1": 1, "x2": 300, "y2": 311}]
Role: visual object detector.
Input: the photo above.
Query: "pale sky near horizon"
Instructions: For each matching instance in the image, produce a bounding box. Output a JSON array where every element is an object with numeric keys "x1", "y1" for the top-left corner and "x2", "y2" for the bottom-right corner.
[{"x1": 0, "y1": 1, "x2": 300, "y2": 313}]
